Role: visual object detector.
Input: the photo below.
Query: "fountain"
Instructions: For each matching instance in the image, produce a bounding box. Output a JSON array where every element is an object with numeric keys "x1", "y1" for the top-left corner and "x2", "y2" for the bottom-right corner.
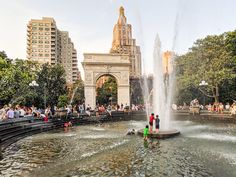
[
  {"x1": 69, "y1": 86, "x2": 78, "y2": 105},
  {"x1": 138, "y1": 34, "x2": 180, "y2": 139}
]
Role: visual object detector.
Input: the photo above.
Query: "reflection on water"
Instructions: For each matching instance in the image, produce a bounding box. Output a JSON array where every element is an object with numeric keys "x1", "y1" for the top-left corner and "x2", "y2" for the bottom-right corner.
[{"x1": 1, "y1": 120, "x2": 236, "y2": 177}]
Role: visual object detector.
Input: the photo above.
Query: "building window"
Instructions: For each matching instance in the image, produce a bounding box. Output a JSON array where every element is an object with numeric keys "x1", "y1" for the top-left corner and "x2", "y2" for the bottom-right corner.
[
  {"x1": 45, "y1": 49, "x2": 49, "y2": 52},
  {"x1": 39, "y1": 53, "x2": 43, "y2": 57},
  {"x1": 32, "y1": 40, "x2": 37, "y2": 43},
  {"x1": 38, "y1": 49, "x2": 43, "y2": 52},
  {"x1": 45, "y1": 45, "x2": 50, "y2": 48},
  {"x1": 32, "y1": 27, "x2": 37, "y2": 30},
  {"x1": 45, "y1": 32, "x2": 50, "y2": 35},
  {"x1": 38, "y1": 40, "x2": 43, "y2": 44},
  {"x1": 45, "y1": 41, "x2": 50, "y2": 44},
  {"x1": 45, "y1": 28, "x2": 50, "y2": 31},
  {"x1": 45, "y1": 23, "x2": 50, "y2": 27},
  {"x1": 38, "y1": 36, "x2": 44, "y2": 39},
  {"x1": 39, "y1": 23, "x2": 43, "y2": 26},
  {"x1": 45, "y1": 36, "x2": 49, "y2": 39},
  {"x1": 32, "y1": 23, "x2": 37, "y2": 26},
  {"x1": 38, "y1": 45, "x2": 43, "y2": 48},
  {"x1": 32, "y1": 32, "x2": 37, "y2": 35},
  {"x1": 39, "y1": 27, "x2": 44, "y2": 31},
  {"x1": 45, "y1": 54, "x2": 49, "y2": 57},
  {"x1": 39, "y1": 32, "x2": 44, "y2": 35},
  {"x1": 32, "y1": 36, "x2": 37, "y2": 39}
]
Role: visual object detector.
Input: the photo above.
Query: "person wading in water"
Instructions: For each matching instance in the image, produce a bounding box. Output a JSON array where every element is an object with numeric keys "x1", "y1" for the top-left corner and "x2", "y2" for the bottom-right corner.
[
  {"x1": 155, "y1": 115, "x2": 160, "y2": 133},
  {"x1": 149, "y1": 113, "x2": 155, "y2": 133}
]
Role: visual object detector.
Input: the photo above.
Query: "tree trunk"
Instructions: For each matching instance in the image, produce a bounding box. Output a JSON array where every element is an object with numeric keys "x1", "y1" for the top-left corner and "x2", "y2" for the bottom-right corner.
[
  {"x1": 212, "y1": 87, "x2": 217, "y2": 103},
  {"x1": 212, "y1": 86, "x2": 219, "y2": 103},
  {"x1": 215, "y1": 85, "x2": 219, "y2": 103}
]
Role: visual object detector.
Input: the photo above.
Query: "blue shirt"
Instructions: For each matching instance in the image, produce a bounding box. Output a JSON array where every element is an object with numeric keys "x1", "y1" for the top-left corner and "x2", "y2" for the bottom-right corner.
[{"x1": 7, "y1": 109, "x2": 14, "y2": 119}]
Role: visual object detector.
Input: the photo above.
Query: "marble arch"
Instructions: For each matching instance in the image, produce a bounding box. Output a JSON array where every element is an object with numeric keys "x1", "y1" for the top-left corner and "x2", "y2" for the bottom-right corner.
[{"x1": 82, "y1": 53, "x2": 130, "y2": 109}]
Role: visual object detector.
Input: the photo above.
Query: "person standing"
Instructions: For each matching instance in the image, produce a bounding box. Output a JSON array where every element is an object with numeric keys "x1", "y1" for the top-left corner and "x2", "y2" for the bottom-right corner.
[
  {"x1": 6, "y1": 107, "x2": 14, "y2": 119},
  {"x1": 149, "y1": 113, "x2": 155, "y2": 133},
  {"x1": 14, "y1": 106, "x2": 20, "y2": 118},
  {"x1": 0, "y1": 105, "x2": 6, "y2": 120},
  {"x1": 155, "y1": 115, "x2": 160, "y2": 133},
  {"x1": 143, "y1": 125, "x2": 149, "y2": 141}
]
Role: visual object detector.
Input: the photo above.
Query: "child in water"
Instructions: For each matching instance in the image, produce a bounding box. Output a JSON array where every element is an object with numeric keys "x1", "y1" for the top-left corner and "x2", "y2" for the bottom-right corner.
[
  {"x1": 155, "y1": 115, "x2": 160, "y2": 133},
  {"x1": 143, "y1": 125, "x2": 149, "y2": 141}
]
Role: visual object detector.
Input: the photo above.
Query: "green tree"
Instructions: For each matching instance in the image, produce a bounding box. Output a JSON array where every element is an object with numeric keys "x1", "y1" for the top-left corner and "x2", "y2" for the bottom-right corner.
[
  {"x1": 36, "y1": 64, "x2": 67, "y2": 108},
  {"x1": 0, "y1": 51, "x2": 8, "y2": 59},
  {"x1": 0, "y1": 57, "x2": 38, "y2": 105},
  {"x1": 176, "y1": 34, "x2": 236, "y2": 104},
  {"x1": 57, "y1": 94, "x2": 68, "y2": 108},
  {"x1": 96, "y1": 76, "x2": 117, "y2": 105}
]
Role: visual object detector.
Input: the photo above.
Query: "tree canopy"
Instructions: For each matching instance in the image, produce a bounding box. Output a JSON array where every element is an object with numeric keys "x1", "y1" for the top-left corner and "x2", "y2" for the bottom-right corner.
[
  {"x1": 175, "y1": 31, "x2": 236, "y2": 104},
  {"x1": 0, "y1": 52, "x2": 68, "y2": 108},
  {"x1": 35, "y1": 63, "x2": 67, "y2": 108},
  {"x1": 96, "y1": 75, "x2": 117, "y2": 105}
]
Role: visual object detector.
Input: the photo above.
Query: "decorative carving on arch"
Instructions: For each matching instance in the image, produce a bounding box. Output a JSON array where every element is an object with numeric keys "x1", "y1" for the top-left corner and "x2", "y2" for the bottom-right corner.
[
  {"x1": 121, "y1": 72, "x2": 129, "y2": 83},
  {"x1": 94, "y1": 72, "x2": 121, "y2": 86},
  {"x1": 85, "y1": 72, "x2": 93, "y2": 84}
]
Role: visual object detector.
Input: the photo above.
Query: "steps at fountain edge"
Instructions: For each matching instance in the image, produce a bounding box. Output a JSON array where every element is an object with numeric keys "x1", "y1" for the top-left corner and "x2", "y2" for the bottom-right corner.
[{"x1": 0, "y1": 117, "x2": 58, "y2": 158}]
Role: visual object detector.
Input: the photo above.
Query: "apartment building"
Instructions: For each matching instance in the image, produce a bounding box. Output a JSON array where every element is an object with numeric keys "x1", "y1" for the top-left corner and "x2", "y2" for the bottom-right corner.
[{"x1": 27, "y1": 17, "x2": 79, "y2": 84}]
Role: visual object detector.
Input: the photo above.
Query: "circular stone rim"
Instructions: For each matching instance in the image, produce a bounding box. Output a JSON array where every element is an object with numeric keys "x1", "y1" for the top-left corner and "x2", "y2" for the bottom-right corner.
[{"x1": 138, "y1": 129, "x2": 180, "y2": 139}]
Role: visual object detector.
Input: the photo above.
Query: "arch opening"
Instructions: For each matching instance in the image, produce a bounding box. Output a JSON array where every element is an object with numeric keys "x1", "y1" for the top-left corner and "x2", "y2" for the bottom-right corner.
[{"x1": 96, "y1": 74, "x2": 118, "y2": 106}]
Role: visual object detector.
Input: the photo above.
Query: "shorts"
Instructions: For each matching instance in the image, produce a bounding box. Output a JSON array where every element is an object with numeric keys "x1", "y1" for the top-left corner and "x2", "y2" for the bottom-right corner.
[
  {"x1": 149, "y1": 121, "x2": 153, "y2": 126},
  {"x1": 156, "y1": 125, "x2": 160, "y2": 129}
]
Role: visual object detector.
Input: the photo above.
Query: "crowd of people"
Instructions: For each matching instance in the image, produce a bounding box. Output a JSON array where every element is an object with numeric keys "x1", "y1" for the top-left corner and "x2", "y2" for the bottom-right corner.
[
  {"x1": 0, "y1": 104, "x2": 55, "y2": 122},
  {"x1": 171, "y1": 99, "x2": 236, "y2": 116},
  {"x1": 206, "y1": 102, "x2": 236, "y2": 115},
  {"x1": 0, "y1": 102, "x2": 146, "y2": 121},
  {"x1": 1, "y1": 99, "x2": 235, "y2": 122},
  {"x1": 75, "y1": 103, "x2": 145, "y2": 117}
]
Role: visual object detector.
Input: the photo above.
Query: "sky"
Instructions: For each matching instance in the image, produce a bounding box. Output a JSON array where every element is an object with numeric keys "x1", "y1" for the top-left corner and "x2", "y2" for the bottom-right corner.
[{"x1": 0, "y1": 0, "x2": 236, "y2": 78}]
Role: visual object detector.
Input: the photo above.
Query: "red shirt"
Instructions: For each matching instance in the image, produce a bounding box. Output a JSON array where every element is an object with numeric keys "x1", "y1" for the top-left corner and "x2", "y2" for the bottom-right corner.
[{"x1": 149, "y1": 115, "x2": 154, "y2": 123}]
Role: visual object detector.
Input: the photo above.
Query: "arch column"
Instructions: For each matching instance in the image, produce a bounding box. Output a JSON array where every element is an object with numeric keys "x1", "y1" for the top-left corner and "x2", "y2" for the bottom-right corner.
[
  {"x1": 118, "y1": 85, "x2": 130, "y2": 106},
  {"x1": 84, "y1": 85, "x2": 96, "y2": 110}
]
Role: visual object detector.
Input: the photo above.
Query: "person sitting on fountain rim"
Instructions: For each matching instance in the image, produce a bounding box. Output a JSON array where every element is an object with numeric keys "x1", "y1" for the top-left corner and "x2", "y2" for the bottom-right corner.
[
  {"x1": 149, "y1": 113, "x2": 155, "y2": 133},
  {"x1": 143, "y1": 125, "x2": 149, "y2": 141},
  {"x1": 155, "y1": 115, "x2": 160, "y2": 133}
]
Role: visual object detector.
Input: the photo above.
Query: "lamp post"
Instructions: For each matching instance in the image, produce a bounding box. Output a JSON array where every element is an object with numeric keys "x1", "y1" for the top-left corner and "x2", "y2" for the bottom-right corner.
[
  {"x1": 29, "y1": 80, "x2": 39, "y2": 106},
  {"x1": 199, "y1": 80, "x2": 208, "y2": 106}
]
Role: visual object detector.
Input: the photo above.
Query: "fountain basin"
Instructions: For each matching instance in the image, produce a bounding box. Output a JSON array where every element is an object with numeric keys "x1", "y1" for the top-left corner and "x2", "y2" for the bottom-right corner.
[{"x1": 138, "y1": 129, "x2": 180, "y2": 139}]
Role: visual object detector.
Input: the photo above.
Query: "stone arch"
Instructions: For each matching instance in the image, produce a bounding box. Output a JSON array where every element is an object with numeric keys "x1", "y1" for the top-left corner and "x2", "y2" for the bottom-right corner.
[{"x1": 82, "y1": 53, "x2": 131, "y2": 109}]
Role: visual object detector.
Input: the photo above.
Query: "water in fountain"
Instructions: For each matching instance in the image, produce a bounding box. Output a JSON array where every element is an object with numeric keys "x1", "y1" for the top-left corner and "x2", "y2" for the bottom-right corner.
[
  {"x1": 144, "y1": 34, "x2": 175, "y2": 130},
  {"x1": 69, "y1": 86, "x2": 78, "y2": 105},
  {"x1": 144, "y1": 11, "x2": 180, "y2": 130}
]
